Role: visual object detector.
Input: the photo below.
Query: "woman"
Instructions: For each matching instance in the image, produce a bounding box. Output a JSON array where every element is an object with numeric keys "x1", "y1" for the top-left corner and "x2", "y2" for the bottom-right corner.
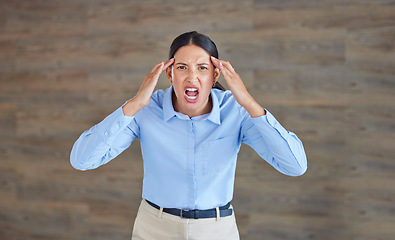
[{"x1": 70, "y1": 31, "x2": 307, "y2": 240}]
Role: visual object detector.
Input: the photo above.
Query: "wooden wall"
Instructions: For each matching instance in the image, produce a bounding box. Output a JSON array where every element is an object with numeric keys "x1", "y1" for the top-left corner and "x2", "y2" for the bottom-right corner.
[{"x1": 1, "y1": 1, "x2": 395, "y2": 239}]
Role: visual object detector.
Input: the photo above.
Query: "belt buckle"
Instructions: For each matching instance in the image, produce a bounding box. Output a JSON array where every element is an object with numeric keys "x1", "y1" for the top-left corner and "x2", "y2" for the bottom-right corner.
[
  {"x1": 180, "y1": 209, "x2": 199, "y2": 219},
  {"x1": 180, "y1": 209, "x2": 187, "y2": 218}
]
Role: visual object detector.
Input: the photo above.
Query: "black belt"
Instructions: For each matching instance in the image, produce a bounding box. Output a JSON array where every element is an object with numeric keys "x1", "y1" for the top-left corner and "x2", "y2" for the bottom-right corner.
[{"x1": 146, "y1": 200, "x2": 233, "y2": 219}]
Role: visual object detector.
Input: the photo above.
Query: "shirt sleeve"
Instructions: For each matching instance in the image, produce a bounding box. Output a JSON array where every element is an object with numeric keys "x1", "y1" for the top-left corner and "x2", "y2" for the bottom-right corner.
[
  {"x1": 70, "y1": 105, "x2": 140, "y2": 171},
  {"x1": 240, "y1": 108, "x2": 307, "y2": 176}
]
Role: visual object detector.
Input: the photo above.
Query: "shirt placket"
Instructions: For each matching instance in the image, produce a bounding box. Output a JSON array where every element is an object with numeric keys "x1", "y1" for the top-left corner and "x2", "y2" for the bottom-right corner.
[{"x1": 187, "y1": 120, "x2": 196, "y2": 209}]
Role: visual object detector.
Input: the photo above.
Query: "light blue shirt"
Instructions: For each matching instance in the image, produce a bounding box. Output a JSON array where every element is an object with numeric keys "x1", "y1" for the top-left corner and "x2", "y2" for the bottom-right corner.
[{"x1": 70, "y1": 86, "x2": 307, "y2": 210}]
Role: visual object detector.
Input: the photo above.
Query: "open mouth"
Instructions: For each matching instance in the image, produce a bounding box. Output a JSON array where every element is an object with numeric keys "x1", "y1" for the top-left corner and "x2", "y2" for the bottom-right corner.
[{"x1": 184, "y1": 87, "x2": 199, "y2": 102}]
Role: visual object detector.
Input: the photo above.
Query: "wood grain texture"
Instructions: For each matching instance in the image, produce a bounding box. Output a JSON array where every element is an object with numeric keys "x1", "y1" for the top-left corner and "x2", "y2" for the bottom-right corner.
[{"x1": 1, "y1": 1, "x2": 395, "y2": 239}]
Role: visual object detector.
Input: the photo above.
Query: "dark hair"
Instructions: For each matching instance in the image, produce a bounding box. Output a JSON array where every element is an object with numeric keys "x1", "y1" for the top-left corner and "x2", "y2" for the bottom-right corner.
[{"x1": 169, "y1": 31, "x2": 225, "y2": 91}]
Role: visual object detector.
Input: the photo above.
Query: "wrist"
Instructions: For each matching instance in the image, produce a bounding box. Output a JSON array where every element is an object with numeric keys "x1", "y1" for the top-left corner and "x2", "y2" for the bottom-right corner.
[
  {"x1": 240, "y1": 95, "x2": 266, "y2": 118},
  {"x1": 122, "y1": 98, "x2": 146, "y2": 117}
]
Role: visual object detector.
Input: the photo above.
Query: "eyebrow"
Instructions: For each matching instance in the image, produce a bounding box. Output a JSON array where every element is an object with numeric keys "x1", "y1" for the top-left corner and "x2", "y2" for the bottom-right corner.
[{"x1": 174, "y1": 62, "x2": 209, "y2": 66}]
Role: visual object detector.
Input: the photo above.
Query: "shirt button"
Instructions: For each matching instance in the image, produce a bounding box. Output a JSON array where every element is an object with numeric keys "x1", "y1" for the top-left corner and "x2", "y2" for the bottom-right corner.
[{"x1": 104, "y1": 132, "x2": 109, "y2": 136}]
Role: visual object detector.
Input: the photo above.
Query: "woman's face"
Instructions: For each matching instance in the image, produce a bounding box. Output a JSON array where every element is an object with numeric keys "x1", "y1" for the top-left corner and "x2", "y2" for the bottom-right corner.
[{"x1": 167, "y1": 44, "x2": 220, "y2": 118}]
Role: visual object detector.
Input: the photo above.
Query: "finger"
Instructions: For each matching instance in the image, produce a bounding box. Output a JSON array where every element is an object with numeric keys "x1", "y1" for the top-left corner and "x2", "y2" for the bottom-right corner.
[
  {"x1": 220, "y1": 60, "x2": 235, "y2": 73},
  {"x1": 149, "y1": 61, "x2": 165, "y2": 74},
  {"x1": 210, "y1": 56, "x2": 222, "y2": 69},
  {"x1": 221, "y1": 66, "x2": 233, "y2": 80},
  {"x1": 211, "y1": 58, "x2": 230, "y2": 77},
  {"x1": 152, "y1": 62, "x2": 165, "y2": 77},
  {"x1": 163, "y1": 58, "x2": 175, "y2": 70},
  {"x1": 211, "y1": 57, "x2": 235, "y2": 83},
  {"x1": 151, "y1": 58, "x2": 174, "y2": 76},
  {"x1": 211, "y1": 56, "x2": 236, "y2": 74}
]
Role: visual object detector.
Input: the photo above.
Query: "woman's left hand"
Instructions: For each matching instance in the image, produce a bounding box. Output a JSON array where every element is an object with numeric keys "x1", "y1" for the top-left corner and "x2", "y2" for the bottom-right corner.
[{"x1": 211, "y1": 56, "x2": 266, "y2": 117}]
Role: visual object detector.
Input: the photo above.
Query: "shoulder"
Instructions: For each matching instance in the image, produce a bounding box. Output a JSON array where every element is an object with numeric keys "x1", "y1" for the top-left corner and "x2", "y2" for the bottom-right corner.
[
  {"x1": 134, "y1": 89, "x2": 166, "y2": 122},
  {"x1": 211, "y1": 89, "x2": 249, "y2": 119},
  {"x1": 212, "y1": 89, "x2": 233, "y2": 103},
  {"x1": 149, "y1": 88, "x2": 167, "y2": 108},
  {"x1": 211, "y1": 89, "x2": 239, "y2": 108}
]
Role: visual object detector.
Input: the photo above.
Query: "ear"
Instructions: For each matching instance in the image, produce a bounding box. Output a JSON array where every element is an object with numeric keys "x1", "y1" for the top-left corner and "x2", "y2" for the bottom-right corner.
[
  {"x1": 166, "y1": 66, "x2": 173, "y2": 84},
  {"x1": 213, "y1": 67, "x2": 220, "y2": 84}
]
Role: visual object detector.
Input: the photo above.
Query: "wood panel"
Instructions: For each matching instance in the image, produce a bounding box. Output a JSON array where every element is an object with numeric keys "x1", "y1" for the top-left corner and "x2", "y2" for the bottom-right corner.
[{"x1": 1, "y1": 0, "x2": 395, "y2": 239}]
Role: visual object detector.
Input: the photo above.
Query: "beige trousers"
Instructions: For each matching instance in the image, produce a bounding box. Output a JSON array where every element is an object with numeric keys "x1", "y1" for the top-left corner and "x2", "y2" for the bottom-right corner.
[{"x1": 131, "y1": 199, "x2": 240, "y2": 240}]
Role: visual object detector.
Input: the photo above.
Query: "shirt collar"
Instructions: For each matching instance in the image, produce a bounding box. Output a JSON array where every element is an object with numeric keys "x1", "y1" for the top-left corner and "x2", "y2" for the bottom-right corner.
[
  {"x1": 163, "y1": 86, "x2": 177, "y2": 121},
  {"x1": 162, "y1": 86, "x2": 221, "y2": 125},
  {"x1": 207, "y1": 90, "x2": 221, "y2": 125}
]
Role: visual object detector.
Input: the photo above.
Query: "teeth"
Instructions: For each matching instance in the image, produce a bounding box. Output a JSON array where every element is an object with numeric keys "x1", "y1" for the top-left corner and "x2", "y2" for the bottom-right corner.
[
  {"x1": 186, "y1": 95, "x2": 197, "y2": 100},
  {"x1": 186, "y1": 88, "x2": 198, "y2": 92}
]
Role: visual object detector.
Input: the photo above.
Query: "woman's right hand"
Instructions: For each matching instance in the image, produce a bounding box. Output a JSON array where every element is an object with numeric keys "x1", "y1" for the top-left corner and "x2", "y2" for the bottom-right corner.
[{"x1": 122, "y1": 58, "x2": 174, "y2": 116}]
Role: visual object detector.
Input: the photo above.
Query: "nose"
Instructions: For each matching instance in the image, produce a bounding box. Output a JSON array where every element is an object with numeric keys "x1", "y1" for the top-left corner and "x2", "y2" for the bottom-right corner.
[{"x1": 186, "y1": 69, "x2": 198, "y2": 83}]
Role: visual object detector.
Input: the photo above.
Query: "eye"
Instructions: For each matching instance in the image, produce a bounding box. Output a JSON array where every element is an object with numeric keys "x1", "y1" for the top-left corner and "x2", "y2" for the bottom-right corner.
[
  {"x1": 198, "y1": 66, "x2": 208, "y2": 70},
  {"x1": 177, "y1": 66, "x2": 187, "y2": 70}
]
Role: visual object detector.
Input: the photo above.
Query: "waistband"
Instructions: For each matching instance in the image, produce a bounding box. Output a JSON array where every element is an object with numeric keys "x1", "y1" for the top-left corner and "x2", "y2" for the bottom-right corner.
[{"x1": 145, "y1": 200, "x2": 233, "y2": 219}]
